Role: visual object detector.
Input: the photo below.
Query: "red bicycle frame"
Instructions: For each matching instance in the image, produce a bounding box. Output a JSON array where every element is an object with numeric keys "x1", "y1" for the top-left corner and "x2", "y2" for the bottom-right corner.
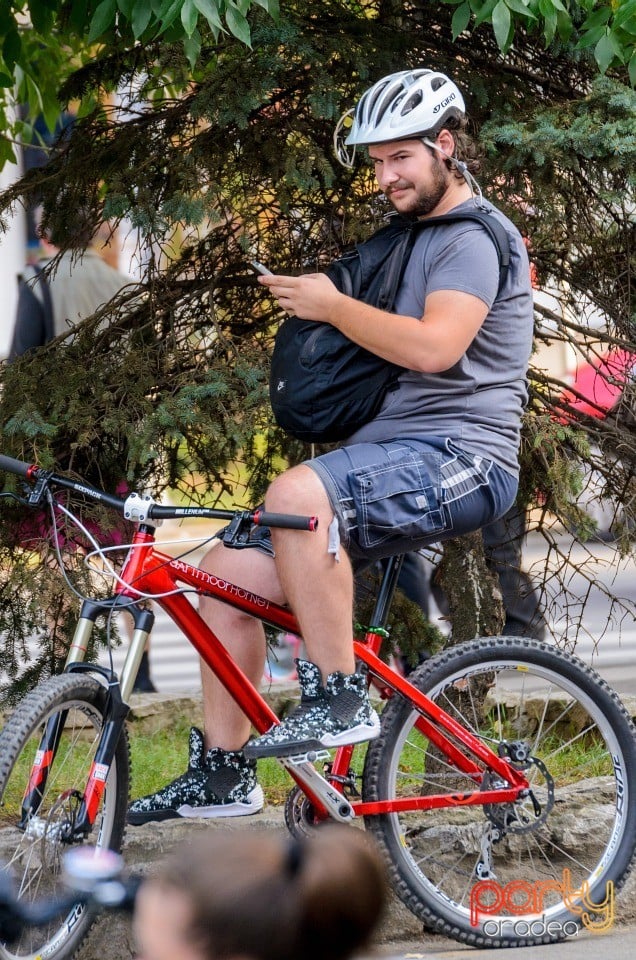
[{"x1": 111, "y1": 528, "x2": 530, "y2": 818}]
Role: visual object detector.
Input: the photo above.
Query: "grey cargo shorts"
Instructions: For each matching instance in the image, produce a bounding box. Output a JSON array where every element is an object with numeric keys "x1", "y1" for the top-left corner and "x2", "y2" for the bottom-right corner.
[{"x1": 306, "y1": 436, "x2": 518, "y2": 563}]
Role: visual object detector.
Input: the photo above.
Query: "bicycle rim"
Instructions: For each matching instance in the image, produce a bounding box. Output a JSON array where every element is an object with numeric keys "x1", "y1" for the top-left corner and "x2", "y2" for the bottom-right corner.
[
  {"x1": 363, "y1": 636, "x2": 636, "y2": 947},
  {"x1": 0, "y1": 674, "x2": 130, "y2": 960}
]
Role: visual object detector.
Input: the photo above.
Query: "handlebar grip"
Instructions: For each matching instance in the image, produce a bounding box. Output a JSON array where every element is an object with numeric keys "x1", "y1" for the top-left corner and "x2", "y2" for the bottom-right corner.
[
  {"x1": 0, "y1": 454, "x2": 35, "y2": 478},
  {"x1": 252, "y1": 509, "x2": 318, "y2": 531}
]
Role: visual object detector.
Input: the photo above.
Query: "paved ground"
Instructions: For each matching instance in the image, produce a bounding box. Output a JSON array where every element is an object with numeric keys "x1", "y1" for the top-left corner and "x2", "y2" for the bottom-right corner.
[{"x1": 372, "y1": 924, "x2": 636, "y2": 959}]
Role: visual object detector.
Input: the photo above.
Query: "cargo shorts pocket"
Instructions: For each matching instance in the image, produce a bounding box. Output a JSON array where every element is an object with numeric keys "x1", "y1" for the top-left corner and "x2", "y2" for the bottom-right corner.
[{"x1": 351, "y1": 453, "x2": 450, "y2": 552}]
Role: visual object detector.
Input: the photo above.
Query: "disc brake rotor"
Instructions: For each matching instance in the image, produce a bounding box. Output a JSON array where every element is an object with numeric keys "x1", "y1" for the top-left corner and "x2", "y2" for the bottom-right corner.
[{"x1": 483, "y1": 755, "x2": 555, "y2": 834}]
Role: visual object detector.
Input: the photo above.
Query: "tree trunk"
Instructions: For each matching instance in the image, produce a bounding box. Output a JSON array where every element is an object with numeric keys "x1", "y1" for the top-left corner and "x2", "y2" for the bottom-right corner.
[{"x1": 436, "y1": 532, "x2": 505, "y2": 644}]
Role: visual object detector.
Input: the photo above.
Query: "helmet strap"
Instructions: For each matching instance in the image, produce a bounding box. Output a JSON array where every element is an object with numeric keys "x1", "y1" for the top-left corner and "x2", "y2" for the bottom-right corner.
[
  {"x1": 421, "y1": 138, "x2": 484, "y2": 207},
  {"x1": 334, "y1": 109, "x2": 357, "y2": 169}
]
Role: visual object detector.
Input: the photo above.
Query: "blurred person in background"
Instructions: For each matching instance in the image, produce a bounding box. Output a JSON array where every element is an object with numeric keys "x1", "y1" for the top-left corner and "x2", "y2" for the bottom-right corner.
[{"x1": 10, "y1": 209, "x2": 155, "y2": 693}]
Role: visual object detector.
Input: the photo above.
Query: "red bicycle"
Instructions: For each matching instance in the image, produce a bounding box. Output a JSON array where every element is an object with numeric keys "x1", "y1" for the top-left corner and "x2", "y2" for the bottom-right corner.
[{"x1": 1, "y1": 453, "x2": 635, "y2": 958}]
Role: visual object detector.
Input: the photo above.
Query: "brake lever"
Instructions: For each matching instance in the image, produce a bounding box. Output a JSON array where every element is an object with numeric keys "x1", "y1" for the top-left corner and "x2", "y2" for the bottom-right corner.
[
  {"x1": 221, "y1": 511, "x2": 255, "y2": 548},
  {"x1": 26, "y1": 473, "x2": 53, "y2": 506},
  {"x1": 0, "y1": 471, "x2": 52, "y2": 508}
]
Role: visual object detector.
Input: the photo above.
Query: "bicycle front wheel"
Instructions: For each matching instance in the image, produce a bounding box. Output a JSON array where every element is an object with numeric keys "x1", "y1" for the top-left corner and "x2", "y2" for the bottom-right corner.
[
  {"x1": 0, "y1": 673, "x2": 130, "y2": 960},
  {"x1": 363, "y1": 636, "x2": 636, "y2": 947}
]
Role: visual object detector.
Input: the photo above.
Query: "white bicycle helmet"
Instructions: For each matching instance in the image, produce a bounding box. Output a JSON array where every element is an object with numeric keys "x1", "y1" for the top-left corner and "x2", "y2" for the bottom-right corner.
[{"x1": 334, "y1": 69, "x2": 465, "y2": 167}]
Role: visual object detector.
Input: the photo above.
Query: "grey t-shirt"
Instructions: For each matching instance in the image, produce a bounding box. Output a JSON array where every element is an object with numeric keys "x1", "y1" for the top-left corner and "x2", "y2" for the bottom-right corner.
[{"x1": 346, "y1": 199, "x2": 534, "y2": 476}]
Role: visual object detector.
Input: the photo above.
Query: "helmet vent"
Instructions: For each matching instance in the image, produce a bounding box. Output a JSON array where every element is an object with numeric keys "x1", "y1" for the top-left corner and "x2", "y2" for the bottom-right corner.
[
  {"x1": 400, "y1": 90, "x2": 423, "y2": 116},
  {"x1": 366, "y1": 80, "x2": 391, "y2": 119}
]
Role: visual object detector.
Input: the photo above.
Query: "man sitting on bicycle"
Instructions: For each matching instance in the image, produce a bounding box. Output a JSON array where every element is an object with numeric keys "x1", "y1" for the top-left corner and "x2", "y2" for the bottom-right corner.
[{"x1": 128, "y1": 67, "x2": 534, "y2": 823}]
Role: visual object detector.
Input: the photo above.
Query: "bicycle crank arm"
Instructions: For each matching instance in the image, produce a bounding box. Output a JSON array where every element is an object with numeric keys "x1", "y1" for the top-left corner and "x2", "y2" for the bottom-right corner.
[{"x1": 280, "y1": 753, "x2": 354, "y2": 822}]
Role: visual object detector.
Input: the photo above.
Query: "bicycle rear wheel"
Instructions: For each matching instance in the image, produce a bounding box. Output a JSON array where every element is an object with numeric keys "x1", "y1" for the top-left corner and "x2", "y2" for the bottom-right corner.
[
  {"x1": 363, "y1": 636, "x2": 636, "y2": 947},
  {"x1": 0, "y1": 673, "x2": 130, "y2": 960}
]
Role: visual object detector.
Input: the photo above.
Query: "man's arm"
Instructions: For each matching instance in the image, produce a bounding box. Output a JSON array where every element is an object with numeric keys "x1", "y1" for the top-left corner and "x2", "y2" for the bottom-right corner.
[{"x1": 259, "y1": 273, "x2": 488, "y2": 373}]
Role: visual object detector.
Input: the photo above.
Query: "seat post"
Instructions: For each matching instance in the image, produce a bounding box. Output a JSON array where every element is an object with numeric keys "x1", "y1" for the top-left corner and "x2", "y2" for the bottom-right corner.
[{"x1": 370, "y1": 554, "x2": 405, "y2": 629}]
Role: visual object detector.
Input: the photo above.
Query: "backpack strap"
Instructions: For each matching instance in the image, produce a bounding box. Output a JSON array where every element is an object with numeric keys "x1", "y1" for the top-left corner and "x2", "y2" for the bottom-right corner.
[
  {"x1": 410, "y1": 208, "x2": 511, "y2": 295},
  {"x1": 328, "y1": 217, "x2": 410, "y2": 308},
  {"x1": 327, "y1": 207, "x2": 511, "y2": 315}
]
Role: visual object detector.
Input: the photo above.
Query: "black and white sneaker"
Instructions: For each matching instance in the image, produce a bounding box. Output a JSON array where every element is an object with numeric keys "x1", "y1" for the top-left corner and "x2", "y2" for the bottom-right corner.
[
  {"x1": 127, "y1": 727, "x2": 264, "y2": 825},
  {"x1": 244, "y1": 659, "x2": 381, "y2": 760}
]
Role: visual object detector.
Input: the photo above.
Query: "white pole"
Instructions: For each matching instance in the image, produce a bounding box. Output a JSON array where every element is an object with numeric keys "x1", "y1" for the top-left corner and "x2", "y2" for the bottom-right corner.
[{"x1": 0, "y1": 150, "x2": 26, "y2": 359}]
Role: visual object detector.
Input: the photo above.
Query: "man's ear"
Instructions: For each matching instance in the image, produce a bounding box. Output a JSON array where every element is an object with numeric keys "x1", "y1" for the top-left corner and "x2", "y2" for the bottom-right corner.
[{"x1": 436, "y1": 128, "x2": 456, "y2": 159}]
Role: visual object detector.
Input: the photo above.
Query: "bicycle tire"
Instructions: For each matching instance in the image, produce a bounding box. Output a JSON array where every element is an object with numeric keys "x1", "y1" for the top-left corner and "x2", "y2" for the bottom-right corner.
[
  {"x1": 362, "y1": 636, "x2": 636, "y2": 947},
  {"x1": 0, "y1": 673, "x2": 130, "y2": 960}
]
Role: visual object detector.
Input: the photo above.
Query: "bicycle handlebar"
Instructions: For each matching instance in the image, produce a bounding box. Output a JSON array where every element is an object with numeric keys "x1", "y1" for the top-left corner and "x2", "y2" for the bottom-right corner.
[
  {"x1": 0, "y1": 454, "x2": 319, "y2": 531},
  {"x1": 0, "y1": 454, "x2": 34, "y2": 478}
]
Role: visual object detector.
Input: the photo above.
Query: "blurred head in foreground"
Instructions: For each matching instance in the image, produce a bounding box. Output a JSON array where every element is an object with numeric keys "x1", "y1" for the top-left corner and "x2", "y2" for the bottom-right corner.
[{"x1": 134, "y1": 825, "x2": 387, "y2": 960}]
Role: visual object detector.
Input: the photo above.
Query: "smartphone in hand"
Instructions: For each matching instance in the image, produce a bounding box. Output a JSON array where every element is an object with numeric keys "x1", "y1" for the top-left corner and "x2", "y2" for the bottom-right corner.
[{"x1": 250, "y1": 260, "x2": 273, "y2": 276}]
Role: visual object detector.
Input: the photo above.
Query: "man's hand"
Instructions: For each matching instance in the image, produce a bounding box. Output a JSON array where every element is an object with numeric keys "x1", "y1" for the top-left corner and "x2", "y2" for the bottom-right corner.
[{"x1": 258, "y1": 273, "x2": 343, "y2": 323}]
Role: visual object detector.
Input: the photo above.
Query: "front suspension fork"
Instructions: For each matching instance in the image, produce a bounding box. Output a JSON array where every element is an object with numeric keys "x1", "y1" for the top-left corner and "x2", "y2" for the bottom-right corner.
[{"x1": 20, "y1": 597, "x2": 146, "y2": 838}]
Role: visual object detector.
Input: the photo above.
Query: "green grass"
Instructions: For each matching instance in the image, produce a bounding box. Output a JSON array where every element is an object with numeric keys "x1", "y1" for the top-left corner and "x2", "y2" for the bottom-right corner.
[
  {"x1": 127, "y1": 714, "x2": 614, "y2": 808},
  {"x1": 532, "y1": 734, "x2": 614, "y2": 781},
  {"x1": 0, "y1": 717, "x2": 366, "y2": 823},
  {"x1": 1, "y1": 712, "x2": 611, "y2": 821}
]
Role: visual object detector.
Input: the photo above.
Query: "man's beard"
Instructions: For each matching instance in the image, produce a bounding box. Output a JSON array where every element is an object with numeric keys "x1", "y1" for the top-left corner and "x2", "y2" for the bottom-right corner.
[{"x1": 388, "y1": 155, "x2": 450, "y2": 217}]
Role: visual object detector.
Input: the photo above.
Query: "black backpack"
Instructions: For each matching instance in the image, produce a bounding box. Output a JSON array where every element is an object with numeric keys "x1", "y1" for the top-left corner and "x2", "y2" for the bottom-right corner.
[
  {"x1": 11, "y1": 263, "x2": 55, "y2": 359},
  {"x1": 269, "y1": 208, "x2": 511, "y2": 444}
]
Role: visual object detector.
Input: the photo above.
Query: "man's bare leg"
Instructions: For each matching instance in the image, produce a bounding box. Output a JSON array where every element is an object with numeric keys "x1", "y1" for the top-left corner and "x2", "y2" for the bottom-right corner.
[
  {"x1": 265, "y1": 463, "x2": 355, "y2": 680},
  {"x1": 127, "y1": 538, "x2": 285, "y2": 823},
  {"x1": 241, "y1": 464, "x2": 379, "y2": 759},
  {"x1": 199, "y1": 541, "x2": 285, "y2": 751},
  {"x1": 127, "y1": 465, "x2": 376, "y2": 818}
]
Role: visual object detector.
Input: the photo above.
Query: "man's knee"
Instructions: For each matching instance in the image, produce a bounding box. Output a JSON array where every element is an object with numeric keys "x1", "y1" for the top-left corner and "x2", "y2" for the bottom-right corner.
[{"x1": 266, "y1": 464, "x2": 328, "y2": 514}]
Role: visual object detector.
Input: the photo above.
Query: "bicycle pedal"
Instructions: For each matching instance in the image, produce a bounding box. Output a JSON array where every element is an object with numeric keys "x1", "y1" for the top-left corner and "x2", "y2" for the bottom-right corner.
[{"x1": 287, "y1": 749, "x2": 331, "y2": 766}]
